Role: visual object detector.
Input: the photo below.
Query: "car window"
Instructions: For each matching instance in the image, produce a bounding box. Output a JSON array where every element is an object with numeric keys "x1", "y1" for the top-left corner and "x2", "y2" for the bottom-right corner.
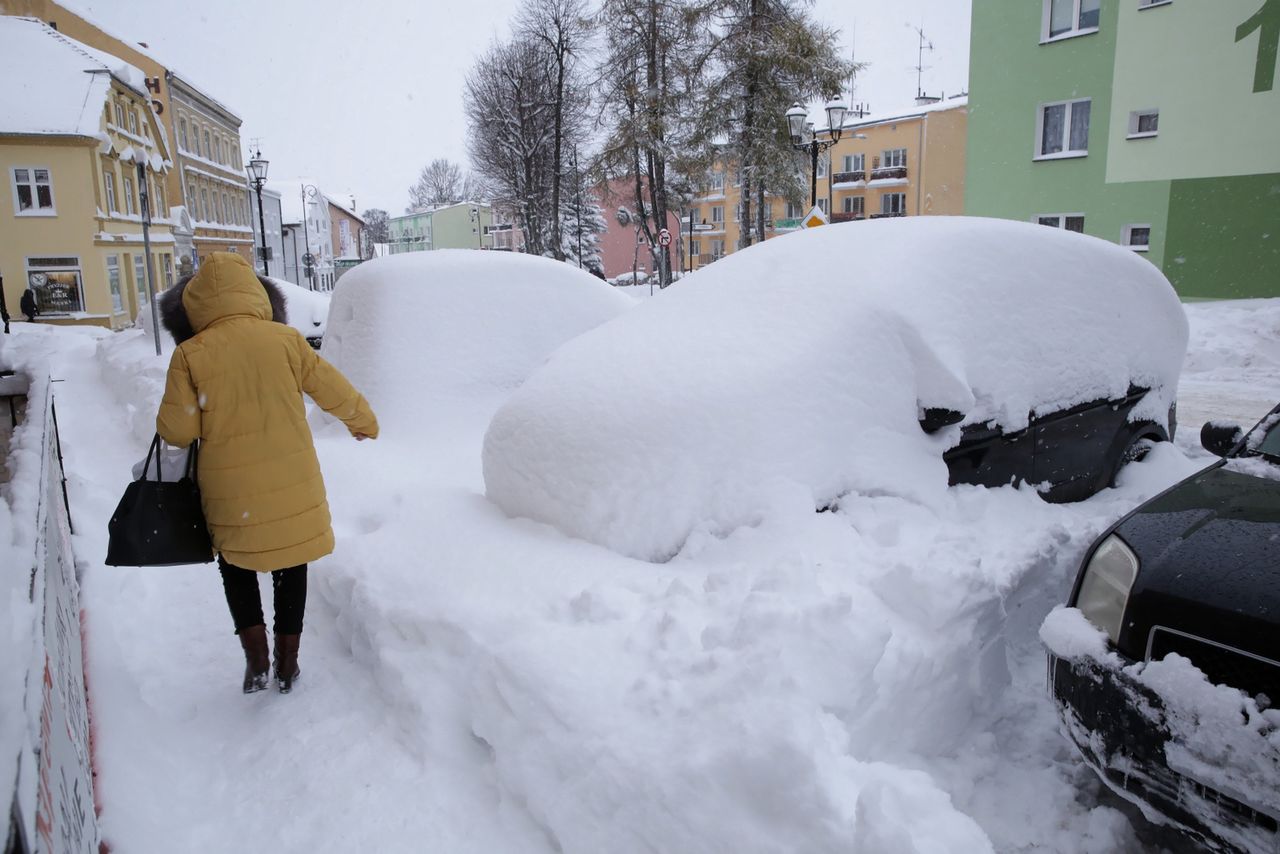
[{"x1": 1253, "y1": 416, "x2": 1280, "y2": 460}]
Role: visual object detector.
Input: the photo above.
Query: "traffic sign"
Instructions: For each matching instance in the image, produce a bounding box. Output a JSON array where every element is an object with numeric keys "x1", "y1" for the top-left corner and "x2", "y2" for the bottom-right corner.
[
  {"x1": 801, "y1": 205, "x2": 829, "y2": 229},
  {"x1": 658, "y1": 228, "x2": 672, "y2": 247}
]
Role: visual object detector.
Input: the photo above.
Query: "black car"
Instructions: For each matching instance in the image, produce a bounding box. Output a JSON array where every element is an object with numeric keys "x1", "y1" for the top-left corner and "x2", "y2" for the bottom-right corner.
[
  {"x1": 923, "y1": 384, "x2": 1172, "y2": 503},
  {"x1": 1049, "y1": 406, "x2": 1280, "y2": 852}
]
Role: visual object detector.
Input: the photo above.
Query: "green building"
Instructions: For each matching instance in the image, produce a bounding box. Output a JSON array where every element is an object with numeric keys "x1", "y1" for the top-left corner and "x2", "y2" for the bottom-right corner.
[
  {"x1": 388, "y1": 203, "x2": 493, "y2": 254},
  {"x1": 966, "y1": 0, "x2": 1280, "y2": 298}
]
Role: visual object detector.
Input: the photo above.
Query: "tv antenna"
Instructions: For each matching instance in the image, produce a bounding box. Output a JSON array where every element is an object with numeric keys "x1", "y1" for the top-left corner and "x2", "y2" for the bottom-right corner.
[
  {"x1": 848, "y1": 27, "x2": 870, "y2": 118},
  {"x1": 910, "y1": 24, "x2": 935, "y2": 101}
]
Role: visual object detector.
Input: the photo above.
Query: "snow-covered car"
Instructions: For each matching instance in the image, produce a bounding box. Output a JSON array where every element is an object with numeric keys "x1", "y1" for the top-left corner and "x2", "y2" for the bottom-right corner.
[
  {"x1": 483, "y1": 216, "x2": 1189, "y2": 561},
  {"x1": 270, "y1": 277, "x2": 330, "y2": 348},
  {"x1": 1047, "y1": 408, "x2": 1280, "y2": 853}
]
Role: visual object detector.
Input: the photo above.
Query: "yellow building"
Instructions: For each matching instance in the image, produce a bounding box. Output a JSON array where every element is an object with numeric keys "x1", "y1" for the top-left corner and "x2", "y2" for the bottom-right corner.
[
  {"x1": 0, "y1": 17, "x2": 175, "y2": 328},
  {"x1": 2, "y1": 0, "x2": 256, "y2": 271},
  {"x1": 685, "y1": 96, "x2": 968, "y2": 271}
]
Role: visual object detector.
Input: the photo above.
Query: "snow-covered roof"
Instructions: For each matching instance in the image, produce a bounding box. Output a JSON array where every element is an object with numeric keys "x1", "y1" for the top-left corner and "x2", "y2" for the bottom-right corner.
[
  {"x1": 325, "y1": 195, "x2": 365, "y2": 224},
  {"x1": 0, "y1": 17, "x2": 147, "y2": 138},
  {"x1": 827, "y1": 95, "x2": 969, "y2": 134}
]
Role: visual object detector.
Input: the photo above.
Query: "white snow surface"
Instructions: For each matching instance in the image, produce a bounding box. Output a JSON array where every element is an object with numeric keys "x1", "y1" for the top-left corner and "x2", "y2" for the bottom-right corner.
[
  {"x1": 6, "y1": 265, "x2": 1275, "y2": 853},
  {"x1": 269, "y1": 276, "x2": 331, "y2": 340},
  {"x1": 484, "y1": 217, "x2": 1188, "y2": 562}
]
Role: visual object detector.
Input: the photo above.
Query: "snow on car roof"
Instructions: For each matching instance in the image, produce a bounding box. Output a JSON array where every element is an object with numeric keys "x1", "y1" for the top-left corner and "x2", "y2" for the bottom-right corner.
[
  {"x1": 483, "y1": 216, "x2": 1189, "y2": 561},
  {"x1": 320, "y1": 250, "x2": 633, "y2": 431}
]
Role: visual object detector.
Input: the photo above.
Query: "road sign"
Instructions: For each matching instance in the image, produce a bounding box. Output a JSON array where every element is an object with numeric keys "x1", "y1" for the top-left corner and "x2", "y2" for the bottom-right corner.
[
  {"x1": 692, "y1": 223, "x2": 714, "y2": 232},
  {"x1": 658, "y1": 228, "x2": 672, "y2": 247},
  {"x1": 302, "y1": 252, "x2": 315, "y2": 265},
  {"x1": 801, "y1": 205, "x2": 830, "y2": 229}
]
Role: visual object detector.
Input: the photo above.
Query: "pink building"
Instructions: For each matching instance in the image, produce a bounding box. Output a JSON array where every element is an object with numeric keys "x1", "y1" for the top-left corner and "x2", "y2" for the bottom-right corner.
[{"x1": 596, "y1": 178, "x2": 682, "y2": 280}]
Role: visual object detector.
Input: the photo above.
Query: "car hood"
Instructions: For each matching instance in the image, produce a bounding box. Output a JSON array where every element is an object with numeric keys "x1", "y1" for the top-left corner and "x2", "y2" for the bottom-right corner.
[{"x1": 1114, "y1": 460, "x2": 1280, "y2": 664}]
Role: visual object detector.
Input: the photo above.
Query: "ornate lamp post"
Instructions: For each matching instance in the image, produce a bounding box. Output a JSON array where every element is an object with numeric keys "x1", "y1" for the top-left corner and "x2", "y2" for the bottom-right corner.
[
  {"x1": 246, "y1": 150, "x2": 270, "y2": 276},
  {"x1": 785, "y1": 98, "x2": 848, "y2": 208},
  {"x1": 300, "y1": 184, "x2": 319, "y2": 290}
]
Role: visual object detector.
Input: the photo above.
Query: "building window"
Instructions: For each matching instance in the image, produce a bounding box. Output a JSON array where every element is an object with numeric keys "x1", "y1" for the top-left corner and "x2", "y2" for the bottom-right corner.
[
  {"x1": 114, "y1": 102, "x2": 125, "y2": 127},
  {"x1": 690, "y1": 239, "x2": 701, "y2": 257},
  {"x1": 709, "y1": 170, "x2": 724, "y2": 192},
  {"x1": 1036, "y1": 98, "x2": 1091, "y2": 158},
  {"x1": 25, "y1": 257, "x2": 83, "y2": 314},
  {"x1": 785, "y1": 201, "x2": 804, "y2": 219},
  {"x1": 106, "y1": 255, "x2": 123, "y2": 313},
  {"x1": 222, "y1": 192, "x2": 231, "y2": 223},
  {"x1": 163, "y1": 253, "x2": 174, "y2": 287},
  {"x1": 881, "y1": 193, "x2": 906, "y2": 215},
  {"x1": 104, "y1": 170, "x2": 117, "y2": 212},
  {"x1": 842, "y1": 196, "x2": 865, "y2": 215},
  {"x1": 12, "y1": 167, "x2": 55, "y2": 215},
  {"x1": 842, "y1": 153, "x2": 865, "y2": 173},
  {"x1": 179, "y1": 117, "x2": 189, "y2": 151},
  {"x1": 127, "y1": 110, "x2": 138, "y2": 135},
  {"x1": 123, "y1": 176, "x2": 136, "y2": 215},
  {"x1": 710, "y1": 239, "x2": 725, "y2": 259},
  {"x1": 1036, "y1": 214, "x2": 1086, "y2": 232},
  {"x1": 203, "y1": 130, "x2": 212, "y2": 160},
  {"x1": 201, "y1": 188, "x2": 209, "y2": 221},
  {"x1": 711, "y1": 205, "x2": 724, "y2": 224},
  {"x1": 1122, "y1": 224, "x2": 1151, "y2": 251},
  {"x1": 817, "y1": 198, "x2": 829, "y2": 214},
  {"x1": 133, "y1": 254, "x2": 148, "y2": 309},
  {"x1": 1043, "y1": 0, "x2": 1100, "y2": 41},
  {"x1": 156, "y1": 182, "x2": 166, "y2": 217},
  {"x1": 816, "y1": 156, "x2": 828, "y2": 179},
  {"x1": 233, "y1": 144, "x2": 241, "y2": 169},
  {"x1": 881, "y1": 148, "x2": 907, "y2": 169},
  {"x1": 1127, "y1": 109, "x2": 1159, "y2": 138}
]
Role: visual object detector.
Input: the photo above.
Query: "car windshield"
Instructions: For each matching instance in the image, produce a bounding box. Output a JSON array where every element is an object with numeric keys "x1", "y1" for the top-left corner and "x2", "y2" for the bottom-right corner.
[{"x1": 1247, "y1": 412, "x2": 1280, "y2": 462}]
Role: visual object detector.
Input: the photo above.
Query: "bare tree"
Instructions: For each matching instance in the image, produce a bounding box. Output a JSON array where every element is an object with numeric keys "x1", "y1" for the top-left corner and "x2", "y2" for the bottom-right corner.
[
  {"x1": 466, "y1": 36, "x2": 557, "y2": 257},
  {"x1": 408, "y1": 158, "x2": 465, "y2": 210},
  {"x1": 360, "y1": 208, "x2": 390, "y2": 258},
  {"x1": 596, "y1": 0, "x2": 717, "y2": 287},
  {"x1": 517, "y1": 0, "x2": 594, "y2": 261}
]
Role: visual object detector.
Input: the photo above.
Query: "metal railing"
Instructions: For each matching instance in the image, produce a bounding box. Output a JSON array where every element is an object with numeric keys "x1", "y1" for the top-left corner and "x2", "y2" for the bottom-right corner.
[
  {"x1": 869, "y1": 211, "x2": 907, "y2": 219},
  {"x1": 869, "y1": 166, "x2": 908, "y2": 181},
  {"x1": 831, "y1": 212, "x2": 866, "y2": 223},
  {"x1": 832, "y1": 170, "x2": 866, "y2": 184},
  {"x1": 696, "y1": 254, "x2": 725, "y2": 266}
]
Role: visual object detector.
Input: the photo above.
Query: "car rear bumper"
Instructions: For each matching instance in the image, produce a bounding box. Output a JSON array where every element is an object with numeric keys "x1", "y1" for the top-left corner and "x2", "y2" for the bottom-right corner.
[{"x1": 1048, "y1": 654, "x2": 1279, "y2": 853}]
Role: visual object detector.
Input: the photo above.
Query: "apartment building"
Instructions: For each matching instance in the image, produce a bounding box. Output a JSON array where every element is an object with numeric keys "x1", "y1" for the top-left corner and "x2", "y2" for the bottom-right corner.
[{"x1": 388, "y1": 204, "x2": 494, "y2": 254}]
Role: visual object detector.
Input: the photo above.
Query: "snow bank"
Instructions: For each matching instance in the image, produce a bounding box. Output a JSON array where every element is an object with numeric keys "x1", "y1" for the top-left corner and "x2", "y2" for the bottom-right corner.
[
  {"x1": 320, "y1": 250, "x2": 632, "y2": 432},
  {"x1": 269, "y1": 277, "x2": 330, "y2": 340},
  {"x1": 484, "y1": 217, "x2": 1188, "y2": 561}
]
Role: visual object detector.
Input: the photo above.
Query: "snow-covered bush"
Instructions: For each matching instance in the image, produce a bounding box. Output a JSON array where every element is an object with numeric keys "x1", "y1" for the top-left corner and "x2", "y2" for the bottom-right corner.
[{"x1": 483, "y1": 216, "x2": 1189, "y2": 561}]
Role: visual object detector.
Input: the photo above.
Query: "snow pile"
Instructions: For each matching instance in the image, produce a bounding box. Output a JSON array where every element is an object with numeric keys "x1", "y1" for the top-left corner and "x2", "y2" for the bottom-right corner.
[
  {"x1": 96, "y1": 326, "x2": 171, "y2": 444},
  {"x1": 268, "y1": 277, "x2": 330, "y2": 340},
  {"x1": 320, "y1": 250, "x2": 632, "y2": 432},
  {"x1": 484, "y1": 217, "x2": 1188, "y2": 561}
]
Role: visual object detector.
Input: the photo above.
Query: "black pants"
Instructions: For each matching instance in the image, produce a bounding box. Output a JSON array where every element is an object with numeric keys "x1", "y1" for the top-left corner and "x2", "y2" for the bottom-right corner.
[{"x1": 219, "y1": 557, "x2": 307, "y2": 635}]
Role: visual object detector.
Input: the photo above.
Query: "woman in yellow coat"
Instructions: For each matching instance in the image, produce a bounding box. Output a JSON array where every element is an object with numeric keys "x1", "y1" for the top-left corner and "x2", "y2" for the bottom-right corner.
[{"x1": 156, "y1": 252, "x2": 378, "y2": 694}]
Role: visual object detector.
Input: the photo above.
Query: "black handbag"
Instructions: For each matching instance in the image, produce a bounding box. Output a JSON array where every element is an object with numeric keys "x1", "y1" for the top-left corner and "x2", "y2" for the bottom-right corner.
[{"x1": 106, "y1": 435, "x2": 214, "y2": 567}]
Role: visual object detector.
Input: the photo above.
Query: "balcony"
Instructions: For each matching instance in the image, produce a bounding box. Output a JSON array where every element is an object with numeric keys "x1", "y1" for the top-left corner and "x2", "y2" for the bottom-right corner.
[
  {"x1": 774, "y1": 217, "x2": 803, "y2": 231},
  {"x1": 832, "y1": 170, "x2": 866, "y2": 185},
  {"x1": 830, "y1": 212, "x2": 866, "y2": 223},
  {"x1": 869, "y1": 211, "x2": 907, "y2": 219},
  {"x1": 697, "y1": 254, "x2": 725, "y2": 266},
  {"x1": 869, "y1": 166, "x2": 908, "y2": 181}
]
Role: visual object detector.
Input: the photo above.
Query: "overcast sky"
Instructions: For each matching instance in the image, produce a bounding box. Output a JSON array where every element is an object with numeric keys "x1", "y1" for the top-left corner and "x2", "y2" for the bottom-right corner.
[{"x1": 75, "y1": 0, "x2": 971, "y2": 214}]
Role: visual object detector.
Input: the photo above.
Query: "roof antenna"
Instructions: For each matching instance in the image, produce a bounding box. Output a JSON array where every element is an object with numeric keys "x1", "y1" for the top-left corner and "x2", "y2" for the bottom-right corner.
[
  {"x1": 910, "y1": 24, "x2": 938, "y2": 104},
  {"x1": 848, "y1": 26, "x2": 870, "y2": 119}
]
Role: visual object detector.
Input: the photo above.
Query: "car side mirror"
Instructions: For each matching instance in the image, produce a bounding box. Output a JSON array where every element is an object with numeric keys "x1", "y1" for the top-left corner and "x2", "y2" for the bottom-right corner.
[
  {"x1": 1200, "y1": 421, "x2": 1243, "y2": 457},
  {"x1": 919, "y1": 407, "x2": 965, "y2": 434}
]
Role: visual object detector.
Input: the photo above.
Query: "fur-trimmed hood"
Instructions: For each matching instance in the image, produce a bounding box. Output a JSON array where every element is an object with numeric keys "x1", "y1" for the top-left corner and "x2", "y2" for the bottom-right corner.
[{"x1": 159, "y1": 256, "x2": 288, "y2": 345}]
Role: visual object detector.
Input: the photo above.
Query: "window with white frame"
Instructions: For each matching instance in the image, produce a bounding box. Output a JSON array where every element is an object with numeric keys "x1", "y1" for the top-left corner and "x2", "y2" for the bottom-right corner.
[
  {"x1": 817, "y1": 198, "x2": 829, "y2": 214},
  {"x1": 690, "y1": 239, "x2": 701, "y2": 257},
  {"x1": 1127, "y1": 109, "x2": 1159, "y2": 138},
  {"x1": 842, "y1": 153, "x2": 865, "y2": 173},
  {"x1": 1043, "y1": 0, "x2": 1100, "y2": 41},
  {"x1": 881, "y1": 193, "x2": 906, "y2": 215},
  {"x1": 882, "y1": 148, "x2": 907, "y2": 169},
  {"x1": 843, "y1": 196, "x2": 865, "y2": 215},
  {"x1": 200, "y1": 188, "x2": 209, "y2": 221},
  {"x1": 816, "y1": 156, "x2": 828, "y2": 179},
  {"x1": 1036, "y1": 214, "x2": 1086, "y2": 232},
  {"x1": 688, "y1": 206, "x2": 700, "y2": 225},
  {"x1": 785, "y1": 201, "x2": 803, "y2": 219},
  {"x1": 709, "y1": 170, "x2": 724, "y2": 192},
  {"x1": 1122, "y1": 224, "x2": 1151, "y2": 251},
  {"x1": 12, "y1": 167, "x2": 55, "y2": 215},
  {"x1": 127, "y1": 110, "x2": 138, "y2": 135},
  {"x1": 711, "y1": 239, "x2": 725, "y2": 258},
  {"x1": 114, "y1": 102, "x2": 125, "y2": 127},
  {"x1": 123, "y1": 176, "x2": 136, "y2": 215},
  {"x1": 106, "y1": 255, "x2": 123, "y2": 313},
  {"x1": 163, "y1": 253, "x2": 174, "y2": 287},
  {"x1": 133, "y1": 254, "x2": 147, "y2": 309},
  {"x1": 179, "y1": 117, "x2": 189, "y2": 151},
  {"x1": 1036, "y1": 98, "x2": 1091, "y2": 158},
  {"x1": 711, "y1": 205, "x2": 724, "y2": 224},
  {"x1": 104, "y1": 170, "x2": 117, "y2": 213},
  {"x1": 203, "y1": 130, "x2": 212, "y2": 160}
]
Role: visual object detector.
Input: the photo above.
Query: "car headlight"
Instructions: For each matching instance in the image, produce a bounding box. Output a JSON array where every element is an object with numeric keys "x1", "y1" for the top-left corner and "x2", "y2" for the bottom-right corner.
[{"x1": 1076, "y1": 534, "x2": 1140, "y2": 644}]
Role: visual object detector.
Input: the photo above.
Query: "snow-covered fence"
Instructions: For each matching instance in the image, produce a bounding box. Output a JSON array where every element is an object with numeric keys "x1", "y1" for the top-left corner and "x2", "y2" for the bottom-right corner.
[{"x1": 2, "y1": 371, "x2": 98, "y2": 853}]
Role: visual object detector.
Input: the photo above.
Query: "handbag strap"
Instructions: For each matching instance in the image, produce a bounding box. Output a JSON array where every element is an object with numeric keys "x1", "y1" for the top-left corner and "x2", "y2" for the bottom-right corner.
[
  {"x1": 141, "y1": 433, "x2": 162, "y2": 481},
  {"x1": 183, "y1": 440, "x2": 200, "y2": 481}
]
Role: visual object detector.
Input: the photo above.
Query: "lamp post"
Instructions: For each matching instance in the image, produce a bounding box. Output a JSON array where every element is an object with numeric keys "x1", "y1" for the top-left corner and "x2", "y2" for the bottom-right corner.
[
  {"x1": 135, "y1": 154, "x2": 162, "y2": 355},
  {"x1": 246, "y1": 150, "x2": 270, "y2": 277},
  {"x1": 786, "y1": 98, "x2": 847, "y2": 209},
  {"x1": 300, "y1": 184, "x2": 318, "y2": 290}
]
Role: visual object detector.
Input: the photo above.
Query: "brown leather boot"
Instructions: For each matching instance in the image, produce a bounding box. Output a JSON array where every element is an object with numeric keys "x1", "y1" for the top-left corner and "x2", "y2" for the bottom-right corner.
[
  {"x1": 239, "y1": 625, "x2": 270, "y2": 694},
  {"x1": 274, "y1": 633, "x2": 301, "y2": 693}
]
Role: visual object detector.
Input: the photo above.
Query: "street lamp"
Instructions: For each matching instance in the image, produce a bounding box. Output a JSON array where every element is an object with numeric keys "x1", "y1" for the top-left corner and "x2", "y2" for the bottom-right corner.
[
  {"x1": 246, "y1": 150, "x2": 270, "y2": 276},
  {"x1": 300, "y1": 184, "x2": 318, "y2": 290},
  {"x1": 785, "y1": 98, "x2": 848, "y2": 208}
]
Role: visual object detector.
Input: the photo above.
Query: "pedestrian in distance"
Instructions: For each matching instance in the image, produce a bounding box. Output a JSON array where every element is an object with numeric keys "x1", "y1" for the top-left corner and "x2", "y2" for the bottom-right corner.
[
  {"x1": 155, "y1": 252, "x2": 378, "y2": 694},
  {"x1": 19, "y1": 288, "x2": 38, "y2": 322}
]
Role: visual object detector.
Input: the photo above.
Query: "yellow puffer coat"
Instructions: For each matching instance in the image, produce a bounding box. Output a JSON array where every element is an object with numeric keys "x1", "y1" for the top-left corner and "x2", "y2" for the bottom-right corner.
[{"x1": 156, "y1": 253, "x2": 378, "y2": 572}]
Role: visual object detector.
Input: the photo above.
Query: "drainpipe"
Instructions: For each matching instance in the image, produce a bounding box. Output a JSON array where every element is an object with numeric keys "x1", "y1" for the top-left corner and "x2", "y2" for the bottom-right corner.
[{"x1": 916, "y1": 115, "x2": 925, "y2": 216}]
